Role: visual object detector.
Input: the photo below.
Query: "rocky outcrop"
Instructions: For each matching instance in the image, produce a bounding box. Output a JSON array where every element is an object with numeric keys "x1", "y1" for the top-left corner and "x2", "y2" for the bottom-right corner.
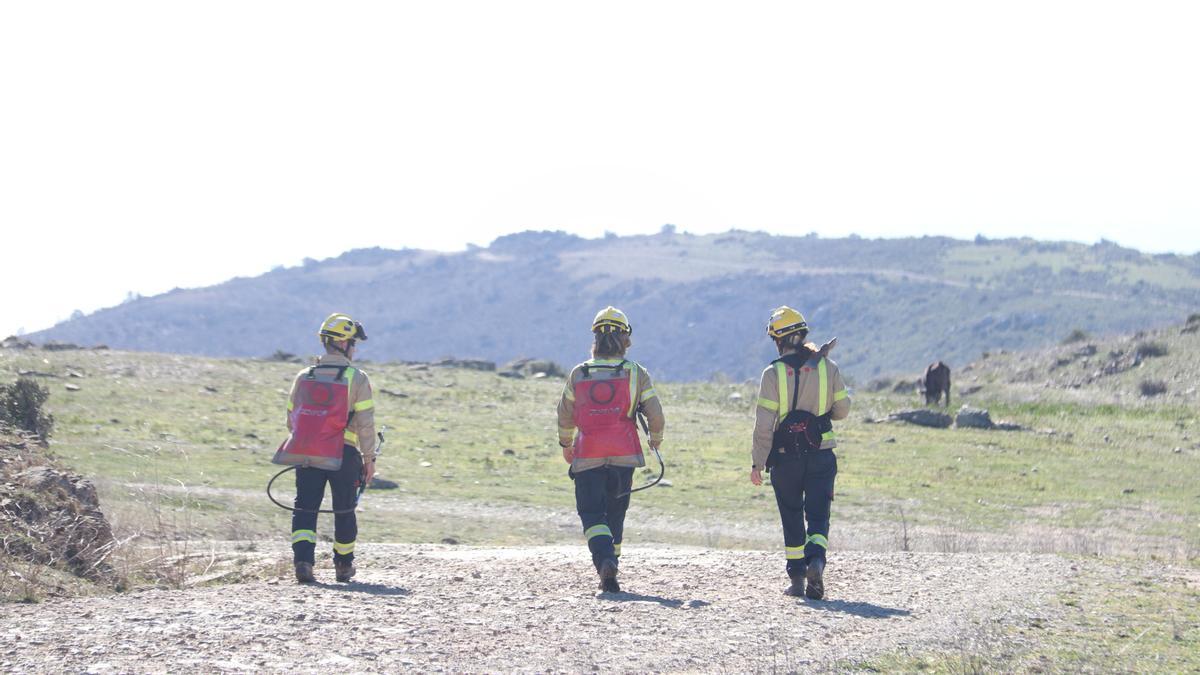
[
  {"x1": 887, "y1": 409, "x2": 954, "y2": 428},
  {"x1": 955, "y1": 406, "x2": 995, "y2": 429}
]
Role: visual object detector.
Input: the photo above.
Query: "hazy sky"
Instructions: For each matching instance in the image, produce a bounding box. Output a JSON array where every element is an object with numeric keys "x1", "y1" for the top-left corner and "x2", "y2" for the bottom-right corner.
[{"x1": 2, "y1": 1, "x2": 1198, "y2": 338}]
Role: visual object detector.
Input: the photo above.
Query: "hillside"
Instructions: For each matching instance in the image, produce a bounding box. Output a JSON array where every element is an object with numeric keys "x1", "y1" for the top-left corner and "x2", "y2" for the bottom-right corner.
[
  {"x1": 30, "y1": 230, "x2": 1200, "y2": 381},
  {"x1": 1, "y1": 323, "x2": 1198, "y2": 671}
]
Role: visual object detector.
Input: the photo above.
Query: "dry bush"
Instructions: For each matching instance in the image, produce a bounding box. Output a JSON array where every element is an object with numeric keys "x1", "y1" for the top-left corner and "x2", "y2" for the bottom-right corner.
[
  {"x1": 1135, "y1": 341, "x2": 1169, "y2": 359},
  {"x1": 1139, "y1": 379, "x2": 1168, "y2": 397},
  {"x1": 0, "y1": 378, "x2": 54, "y2": 442},
  {"x1": 1062, "y1": 328, "x2": 1091, "y2": 345}
]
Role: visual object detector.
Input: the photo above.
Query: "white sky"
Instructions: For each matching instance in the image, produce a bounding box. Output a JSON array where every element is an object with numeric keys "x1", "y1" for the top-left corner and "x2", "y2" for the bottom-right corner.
[{"x1": 2, "y1": 1, "x2": 1198, "y2": 338}]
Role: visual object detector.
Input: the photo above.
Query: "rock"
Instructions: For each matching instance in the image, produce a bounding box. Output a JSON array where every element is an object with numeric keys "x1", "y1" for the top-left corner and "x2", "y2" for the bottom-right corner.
[
  {"x1": 502, "y1": 358, "x2": 565, "y2": 378},
  {"x1": 64, "y1": 384, "x2": 81, "y2": 392},
  {"x1": 369, "y1": 477, "x2": 400, "y2": 489},
  {"x1": 1122, "y1": 488, "x2": 1135, "y2": 495},
  {"x1": 657, "y1": 479, "x2": 673, "y2": 487},
  {"x1": 42, "y1": 341, "x2": 85, "y2": 351},
  {"x1": 887, "y1": 409, "x2": 953, "y2": 429},
  {"x1": 955, "y1": 406, "x2": 994, "y2": 429},
  {"x1": 502, "y1": 449, "x2": 516, "y2": 456},
  {"x1": 994, "y1": 422, "x2": 1028, "y2": 432},
  {"x1": 433, "y1": 358, "x2": 496, "y2": 372},
  {"x1": 728, "y1": 392, "x2": 743, "y2": 402},
  {"x1": 419, "y1": 461, "x2": 433, "y2": 467},
  {"x1": 442, "y1": 538, "x2": 460, "y2": 545},
  {"x1": 0, "y1": 336, "x2": 35, "y2": 350},
  {"x1": 379, "y1": 388, "x2": 408, "y2": 398},
  {"x1": 884, "y1": 437, "x2": 896, "y2": 444},
  {"x1": 497, "y1": 371, "x2": 524, "y2": 379},
  {"x1": 67, "y1": 370, "x2": 84, "y2": 378}
]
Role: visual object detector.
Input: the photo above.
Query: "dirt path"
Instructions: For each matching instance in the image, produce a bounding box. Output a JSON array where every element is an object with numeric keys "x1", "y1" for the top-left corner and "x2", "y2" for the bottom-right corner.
[{"x1": 1, "y1": 545, "x2": 1073, "y2": 673}]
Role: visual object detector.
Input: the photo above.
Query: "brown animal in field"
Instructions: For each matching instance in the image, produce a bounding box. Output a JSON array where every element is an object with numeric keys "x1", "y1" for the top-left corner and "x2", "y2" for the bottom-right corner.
[{"x1": 921, "y1": 361, "x2": 951, "y2": 407}]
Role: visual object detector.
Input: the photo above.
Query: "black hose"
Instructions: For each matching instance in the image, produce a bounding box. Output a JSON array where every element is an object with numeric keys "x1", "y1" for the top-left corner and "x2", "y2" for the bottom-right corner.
[
  {"x1": 615, "y1": 411, "x2": 666, "y2": 498},
  {"x1": 266, "y1": 465, "x2": 365, "y2": 514}
]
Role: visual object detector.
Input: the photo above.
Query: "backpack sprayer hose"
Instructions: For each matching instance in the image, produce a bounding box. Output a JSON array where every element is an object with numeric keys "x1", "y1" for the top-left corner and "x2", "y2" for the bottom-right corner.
[
  {"x1": 266, "y1": 431, "x2": 384, "y2": 514},
  {"x1": 616, "y1": 412, "x2": 665, "y2": 498}
]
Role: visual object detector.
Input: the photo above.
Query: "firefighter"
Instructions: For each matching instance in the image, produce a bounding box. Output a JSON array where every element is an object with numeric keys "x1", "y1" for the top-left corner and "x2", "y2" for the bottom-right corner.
[
  {"x1": 283, "y1": 313, "x2": 378, "y2": 583},
  {"x1": 749, "y1": 306, "x2": 850, "y2": 599},
  {"x1": 557, "y1": 307, "x2": 665, "y2": 593}
]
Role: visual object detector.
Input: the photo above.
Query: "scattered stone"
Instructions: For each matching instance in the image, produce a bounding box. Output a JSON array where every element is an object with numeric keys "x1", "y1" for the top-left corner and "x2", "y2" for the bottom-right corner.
[
  {"x1": 17, "y1": 370, "x2": 59, "y2": 378},
  {"x1": 443, "y1": 538, "x2": 460, "y2": 546},
  {"x1": 419, "y1": 461, "x2": 433, "y2": 468},
  {"x1": 1173, "y1": 447, "x2": 1183, "y2": 454},
  {"x1": 1122, "y1": 488, "x2": 1135, "y2": 495},
  {"x1": 883, "y1": 438, "x2": 896, "y2": 444},
  {"x1": 497, "y1": 371, "x2": 524, "y2": 379},
  {"x1": 955, "y1": 406, "x2": 994, "y2": 430},
  {"x1": 657, "y1": 479, "x2": 674, "y2": 488},
  {"x1": 379, "y1": 389, "x2": 409, "y2": 398},
  {"x1": 502, "y1": 449, "x2": 515, "y2": 456},
  {"x1": 886, "y1": 409, "x2": 953, "y2": 429},
  {"x1": 369, "y1": 477, "x2": 400, "y2": 489},
  {"x1": 994, "y1": 422, "x2": 1029, "y2": 432},
  {"x1": 728, "y1": 392, "x2": 743, "y2": 402},
  {"x1": 64, "y1": 384, "x2": 81, "y2": 392},
  {"x1": 67, "y1": 371, "x2": 84, "y2": 378}
]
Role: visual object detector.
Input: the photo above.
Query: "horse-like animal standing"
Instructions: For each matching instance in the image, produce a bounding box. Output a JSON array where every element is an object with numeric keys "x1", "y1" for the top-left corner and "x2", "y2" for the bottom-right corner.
[{"x1": 921, "y1": 361, "x2": 951, "y2": 407}]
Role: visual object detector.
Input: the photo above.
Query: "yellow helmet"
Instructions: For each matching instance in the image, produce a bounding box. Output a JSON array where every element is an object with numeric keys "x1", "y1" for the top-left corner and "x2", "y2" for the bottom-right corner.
[
  {"x1": 592, "y1": 306, "x2": 632, "y2": 335},
  {"x1": 766, "y1": 306, "x2": 808, "y2": 339},
  {"x1": 318, "y1": 313, "x2": 368, "y2": 341}
]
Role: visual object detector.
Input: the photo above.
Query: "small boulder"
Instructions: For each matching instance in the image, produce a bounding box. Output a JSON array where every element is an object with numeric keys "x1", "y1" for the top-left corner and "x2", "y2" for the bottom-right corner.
[
  {"x1": 369, "y1": 477, "x2": 400, "y2": 490},
  {"x1": 887, "y1": 409, "x2": 953, "y2": 429},
  {"x1": 955, "y1": 406, "x2": 994, "y2": 429}
]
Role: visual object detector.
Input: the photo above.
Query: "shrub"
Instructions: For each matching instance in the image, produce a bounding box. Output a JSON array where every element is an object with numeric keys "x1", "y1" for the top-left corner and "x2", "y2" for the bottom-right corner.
[
  {"x1": 1138, "y1": 379, "x2": 1168, "y2": 397},
  {"x1": 0, "y1": 378, "x2": 54, "y2": 442},
  {"x1": 1188, "y1": 313, "x2": 1200, "y2": 326},
  {"x1": 1135, "y1": 341, "x2": 1169, "y2": 359},
  {"x1": 1062, "y1": 329, "x2": 1090, "y2": 345}
]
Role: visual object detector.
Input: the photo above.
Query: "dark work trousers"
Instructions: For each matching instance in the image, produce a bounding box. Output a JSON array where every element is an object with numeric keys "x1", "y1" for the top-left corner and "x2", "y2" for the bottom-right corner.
[
  {"x1": 574, "y1": 465, "x2": 634, "y2": 571},
  {"x1": 291, "y1": 445, "x2": 363, "y2": 565},
  {"x1": 769, "y1": 448, "x2": 837, "y2": 576}
]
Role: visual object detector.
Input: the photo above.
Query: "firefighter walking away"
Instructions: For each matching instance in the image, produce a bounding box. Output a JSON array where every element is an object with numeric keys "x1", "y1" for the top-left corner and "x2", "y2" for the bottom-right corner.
[
  {"x1": 276, "y1": 313, "x2": 379, "y2": 583},
  {"x1": 749, "y1": 306, "x2": 850, "y2": 599},
  {"x1": 557, "y1": 307, "x2": 665, "y2": 593}
]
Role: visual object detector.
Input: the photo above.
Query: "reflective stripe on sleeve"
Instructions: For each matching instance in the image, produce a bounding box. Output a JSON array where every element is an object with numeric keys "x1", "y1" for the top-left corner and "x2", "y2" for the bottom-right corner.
[
  {"x1": 834, "y1": 389, "x2": 849, "y2": 402},
  {"x1": 613, "y1": 543, "x2": 622, "y2": 557},
  {"x1": 291, "y1": 529, "x2": 317, "y2": 544},
  {"x1": 584, "y1": 524, "x2": 613, "y2": 540},
  {"x1": 353, "y1": 399, "x2": 374, "y2": 412},
  {"x1": 757, "y1": 397, "x2": 779, "y2": 412},
  {"x1": 806, "y1": 534, "x2": 829, "y2": 549},
  {"x1": 344, "y1": 430, "x2": 359, "y2": 446},
  {"x1": 785, "y1": 545, "x2": 805, "y2": 560},
  {"x1": 332, "y1": 540, "x2": 356, "y2": 555},
  {"x1": 287, "y1": 399, "x2": 294, "y2": 411},
  {"x1": 564, "y1": 387, "x2": 576, "y2": 402},
  {"x1": 640, "y1": 387, "x2": 658, "y2": 403}
]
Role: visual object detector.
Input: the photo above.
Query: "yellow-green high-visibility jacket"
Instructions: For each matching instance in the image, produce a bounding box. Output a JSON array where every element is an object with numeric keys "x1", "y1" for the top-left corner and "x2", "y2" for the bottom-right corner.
[
  {"x1": 751, "y1": 350, "x2": 851, "y2": 470},
  {"x1": 286, "y1": 354, "x2": 379, "y2": 460}
]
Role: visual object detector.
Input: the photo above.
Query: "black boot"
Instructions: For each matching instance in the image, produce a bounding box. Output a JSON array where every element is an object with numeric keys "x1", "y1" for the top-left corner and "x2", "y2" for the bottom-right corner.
[
  {"x1": 785, "y1": 565, "x2": 806, "y2": 597},
  {"x1": 598, "y1": 558, "x2": 620, "y2": 593},
  {"x1": 805, "y1": 558, "x2": 825, "y2": 600},
  {"x1": 335, "y1": 561, "x2": 356, "y2": 583},
  {"x1": 294, "y1": 562, "x2": 315, "y2": 584}
]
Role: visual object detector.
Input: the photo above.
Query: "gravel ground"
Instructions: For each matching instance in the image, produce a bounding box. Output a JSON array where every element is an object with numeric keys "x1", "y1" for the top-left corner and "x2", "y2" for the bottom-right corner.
[{"x1": 0, "y1": 544, "x2": 1075, "y2": 673}]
